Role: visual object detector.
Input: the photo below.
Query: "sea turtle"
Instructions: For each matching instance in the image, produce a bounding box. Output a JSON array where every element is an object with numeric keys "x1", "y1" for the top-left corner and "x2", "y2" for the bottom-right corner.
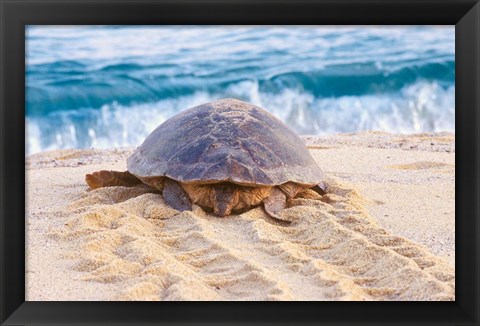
[{"x1": 85, "y1": 98, "x2": 325, "y2": 221}]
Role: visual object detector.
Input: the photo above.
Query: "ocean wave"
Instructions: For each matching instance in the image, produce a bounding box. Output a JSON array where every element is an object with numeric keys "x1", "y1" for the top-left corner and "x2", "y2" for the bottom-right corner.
[
  {"x1": 26, "y1": 59, "x2": 454, "y2": 116},
  {"x1": 26, "y1": 80, "x2": 454, "y2": 155},
  {"x1": 26, "y1": 26, "x2": 455, "y2": 154}
]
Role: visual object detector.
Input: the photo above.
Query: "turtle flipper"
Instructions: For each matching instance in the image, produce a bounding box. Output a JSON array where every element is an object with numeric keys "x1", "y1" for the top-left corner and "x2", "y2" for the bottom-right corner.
[
  {"x1": 162, "y1": 179, "x2": 192, "y2": 212},
  {"x1": 263, "y1": 187, "x2": 287, "y2": 220},
  {"x1": 85, "y1": 170, "x2": 142, "y2": 189}
]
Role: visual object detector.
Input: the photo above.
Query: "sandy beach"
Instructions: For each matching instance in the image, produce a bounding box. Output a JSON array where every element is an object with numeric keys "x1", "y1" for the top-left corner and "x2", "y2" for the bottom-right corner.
[{"x1": 25, "y1": 131, "x2": 455, "y2": 301}]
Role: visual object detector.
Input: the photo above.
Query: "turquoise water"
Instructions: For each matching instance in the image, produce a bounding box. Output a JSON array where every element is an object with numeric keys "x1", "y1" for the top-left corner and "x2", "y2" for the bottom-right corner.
[{"x1": 26, "y1": 26, "x2": 455, "y2": 155}]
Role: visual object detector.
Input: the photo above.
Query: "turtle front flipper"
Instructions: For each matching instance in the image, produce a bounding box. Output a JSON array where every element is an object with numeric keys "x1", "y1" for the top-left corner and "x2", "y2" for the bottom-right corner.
[
  {"x1": 85, "y1": 170, "x2": 142, "y2": 189},
  {"x1": 263, "y1": 187, "x2": 287, "y2": 221},
  {"x1": 162, "y1": 179, "x2": 192, "y2": 212}
]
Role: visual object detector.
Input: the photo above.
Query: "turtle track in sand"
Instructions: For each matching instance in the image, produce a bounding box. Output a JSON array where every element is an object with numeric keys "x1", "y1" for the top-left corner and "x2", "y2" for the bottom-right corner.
[{"x1": 50, "y1": 178, "x2": 454, "y2": 301}]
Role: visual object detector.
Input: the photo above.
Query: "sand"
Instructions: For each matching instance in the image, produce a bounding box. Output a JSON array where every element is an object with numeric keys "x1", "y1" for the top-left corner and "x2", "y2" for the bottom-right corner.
[{"x1": 25, "y1": 131, "x2": 455, "y2": 301}]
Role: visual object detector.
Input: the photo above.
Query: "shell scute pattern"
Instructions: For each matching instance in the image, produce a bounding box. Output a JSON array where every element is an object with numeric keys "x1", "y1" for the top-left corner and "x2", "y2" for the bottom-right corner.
[{"x1": 127, "y1": 98, "x2": 323, "y2": 186}]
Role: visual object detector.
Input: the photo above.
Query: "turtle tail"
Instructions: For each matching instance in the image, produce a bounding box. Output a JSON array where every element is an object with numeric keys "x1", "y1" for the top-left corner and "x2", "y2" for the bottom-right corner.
[{"x1": 85, "y1": 170, "x2": 142, "y2": 189}]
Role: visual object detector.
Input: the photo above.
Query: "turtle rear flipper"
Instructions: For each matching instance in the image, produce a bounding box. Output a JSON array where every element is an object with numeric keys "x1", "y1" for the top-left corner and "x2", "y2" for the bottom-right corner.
[{"x1": 85, "y1": 170, "x2": 142, "y2": 189}]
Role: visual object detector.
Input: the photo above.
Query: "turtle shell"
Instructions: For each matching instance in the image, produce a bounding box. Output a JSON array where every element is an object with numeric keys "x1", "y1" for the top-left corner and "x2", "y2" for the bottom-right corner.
[{"x1": 127, "y1": 98, "x2": 324, "y2": 186}]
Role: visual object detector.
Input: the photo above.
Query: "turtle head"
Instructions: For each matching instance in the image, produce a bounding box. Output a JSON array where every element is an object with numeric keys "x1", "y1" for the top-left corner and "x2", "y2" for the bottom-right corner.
[{"x1": 210, "y1": 183, "x2": 240, "y2": 217}]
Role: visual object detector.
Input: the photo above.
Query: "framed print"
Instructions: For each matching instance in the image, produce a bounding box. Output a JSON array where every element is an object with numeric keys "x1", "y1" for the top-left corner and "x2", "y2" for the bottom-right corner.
[{"x1": 1, "y1": 0, "x2": 479, "y2": 325}]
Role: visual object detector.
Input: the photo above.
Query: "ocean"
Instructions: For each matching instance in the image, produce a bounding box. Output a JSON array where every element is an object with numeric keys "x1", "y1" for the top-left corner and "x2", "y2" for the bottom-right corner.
[{"x1": 25, "y1": 26, "x2": 455, "y2": 155}]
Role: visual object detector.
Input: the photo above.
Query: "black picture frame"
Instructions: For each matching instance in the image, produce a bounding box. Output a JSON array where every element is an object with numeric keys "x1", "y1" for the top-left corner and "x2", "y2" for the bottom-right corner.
[{"x1": 1, "y1": 0, "x2": 479, "y2": 325}]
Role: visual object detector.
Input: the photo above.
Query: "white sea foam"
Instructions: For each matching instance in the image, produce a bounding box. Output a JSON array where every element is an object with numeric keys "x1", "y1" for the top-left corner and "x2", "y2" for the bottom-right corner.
[{"x1": 26, "y1": 81, "x2": 454, "y2": 155}]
